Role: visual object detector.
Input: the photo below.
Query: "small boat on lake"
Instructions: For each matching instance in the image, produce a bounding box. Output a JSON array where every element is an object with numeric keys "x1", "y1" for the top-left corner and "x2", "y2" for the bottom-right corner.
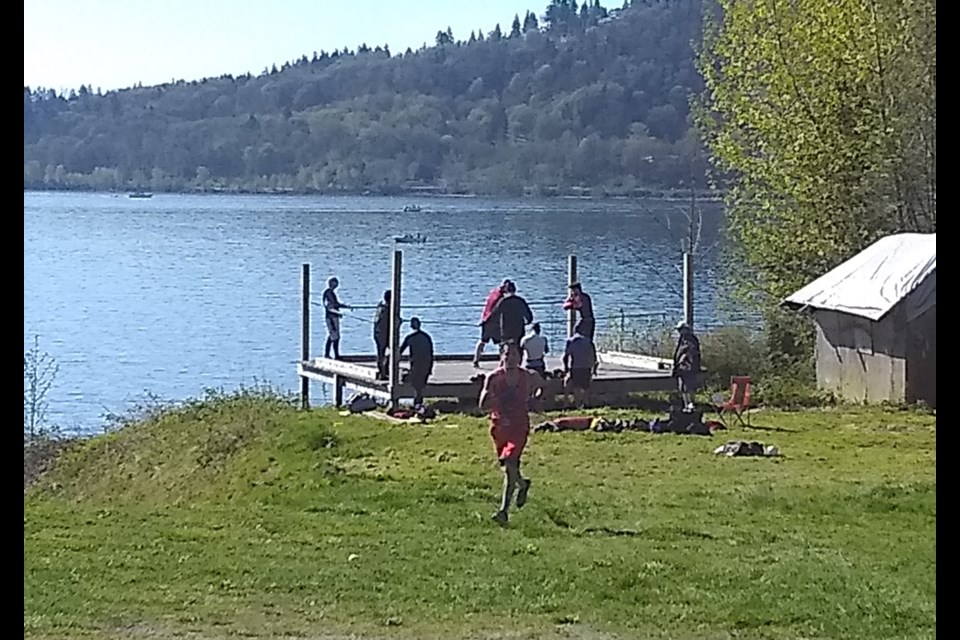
[
  {"x1": 128, "y1": 191, "x2": 153, "y2": 199},
  {"x1": 394, "y1": 233, "x2": 427, "y2": 244},
  {"x1": 402, "y1": 204, "x2": 422, "y2": 213}
]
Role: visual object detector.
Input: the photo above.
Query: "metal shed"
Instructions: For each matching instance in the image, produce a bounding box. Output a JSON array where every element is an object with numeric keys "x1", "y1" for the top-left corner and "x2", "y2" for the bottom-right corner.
[{"x1": 782, "y1": 233, "x2": 936, "y2": 407}]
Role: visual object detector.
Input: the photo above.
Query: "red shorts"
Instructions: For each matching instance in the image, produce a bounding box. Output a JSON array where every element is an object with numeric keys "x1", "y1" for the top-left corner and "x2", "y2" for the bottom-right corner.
[{"x1": 491, "y1": 423, "x2": 529, "y2": 463}]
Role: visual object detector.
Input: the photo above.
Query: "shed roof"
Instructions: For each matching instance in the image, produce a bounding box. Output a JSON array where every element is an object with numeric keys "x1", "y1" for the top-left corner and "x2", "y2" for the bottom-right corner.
[{"x1": 782, "y1": 233, "x2": 936, "y2": 322}]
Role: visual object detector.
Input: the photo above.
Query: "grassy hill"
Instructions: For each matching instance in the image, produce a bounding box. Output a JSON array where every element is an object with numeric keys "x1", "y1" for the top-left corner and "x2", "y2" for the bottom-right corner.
[{"x1": 24, "y1": 389, "x2": 936, "y2": 639}]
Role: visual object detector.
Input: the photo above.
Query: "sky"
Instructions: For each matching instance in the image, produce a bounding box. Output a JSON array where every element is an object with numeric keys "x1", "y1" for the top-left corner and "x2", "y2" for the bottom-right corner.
[{"x1": 24, "y1": 0, "x2": 538, "y2": 93}]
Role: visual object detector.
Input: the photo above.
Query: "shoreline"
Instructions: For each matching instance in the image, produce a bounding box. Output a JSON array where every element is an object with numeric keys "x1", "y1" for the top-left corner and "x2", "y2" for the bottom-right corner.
[{"x1": 24, "y1": 185, "x2": 726, "y2": 202}]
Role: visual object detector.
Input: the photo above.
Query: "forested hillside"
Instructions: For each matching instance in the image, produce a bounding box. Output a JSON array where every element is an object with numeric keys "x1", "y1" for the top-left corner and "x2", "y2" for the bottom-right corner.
[{"x1": 24, "y1": 0, "x2": 710, "y2": 196}]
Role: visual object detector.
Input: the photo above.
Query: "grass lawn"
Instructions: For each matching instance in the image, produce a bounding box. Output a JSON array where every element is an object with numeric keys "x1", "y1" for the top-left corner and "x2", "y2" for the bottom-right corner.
[{"x1": 24, "y1": 391, "x2": 936, "y2": 639}]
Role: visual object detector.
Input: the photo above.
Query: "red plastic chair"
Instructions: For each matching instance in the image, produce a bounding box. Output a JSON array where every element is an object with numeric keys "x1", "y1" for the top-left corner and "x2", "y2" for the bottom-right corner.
[{"x1": 715, "y1": 376, "x2": 752, "y2": 427}]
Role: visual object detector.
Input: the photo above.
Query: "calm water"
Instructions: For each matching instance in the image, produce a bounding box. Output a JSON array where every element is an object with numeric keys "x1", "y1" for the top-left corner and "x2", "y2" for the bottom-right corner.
[{"x1": 24, "y1": 191, "x2": 733, "y2": 433}]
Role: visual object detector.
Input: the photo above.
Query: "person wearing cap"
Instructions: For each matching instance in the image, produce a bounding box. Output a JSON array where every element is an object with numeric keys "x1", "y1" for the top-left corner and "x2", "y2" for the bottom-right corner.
[
  {"x1": 520, "y1": 322, "x2": 549, "y2": 377},
  {"x1": 474, "y1": 279, "x2": 510, "y2": 368},
  {"x1": 672, "y1": 320, "x2": 701, "y2": 412},
  {"x1": 399, "y1": 317, "x2": 434, "y2": 408},
  {"x1": 487, "y1": 280, "x2": 534, "y2": 347},
  {"x1": 322, "y1": 276, "x2": 351, "y2": 360}
]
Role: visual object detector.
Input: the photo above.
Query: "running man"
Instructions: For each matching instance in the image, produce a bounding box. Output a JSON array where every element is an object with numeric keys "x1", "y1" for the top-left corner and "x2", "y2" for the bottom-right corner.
[
  {"x1": 323, "y1": 277, "x2": 351, "y2": 359},
  {"x1": 474, "y1": 279, "x2": 510, "y2": 368},
  {"x1": 520, "y1": 322, "x2": 549, "y2": 377},
  {"x1": 479, "y1": 342, "x2": 542, "y2": 527}
]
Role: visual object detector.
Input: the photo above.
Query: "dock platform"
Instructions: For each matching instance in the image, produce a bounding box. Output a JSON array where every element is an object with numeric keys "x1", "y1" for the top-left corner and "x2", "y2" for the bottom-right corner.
[{"x1": 297, "y1": 351, "x2": 676, "y2": 407}]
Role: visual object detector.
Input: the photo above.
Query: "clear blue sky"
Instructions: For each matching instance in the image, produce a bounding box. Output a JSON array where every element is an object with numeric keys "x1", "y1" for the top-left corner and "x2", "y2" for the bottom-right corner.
[{"x1": 24, "y1": 0, "x2": 538, "y2": 93}]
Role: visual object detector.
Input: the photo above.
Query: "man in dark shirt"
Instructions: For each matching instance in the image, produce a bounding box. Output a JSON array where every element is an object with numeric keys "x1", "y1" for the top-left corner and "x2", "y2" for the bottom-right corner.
[
  {"x1": 323, "y1": 277, "x2": 351, "y2": 360},
  {"x1": 564, "y1": 282, "x2": 595, "y2": 341},
  {"x1": 400, "y1": 317, "x2": 434, "y2": 407},
  {"x1": 563, "y1": 330, "x2": 596, "y2": 408},
  {"x1": 487, "y1": 281, "x2": 533, "y2": 346},
  {"x1": 373, "y1": 290, "x2": 392, "y2": 380}
]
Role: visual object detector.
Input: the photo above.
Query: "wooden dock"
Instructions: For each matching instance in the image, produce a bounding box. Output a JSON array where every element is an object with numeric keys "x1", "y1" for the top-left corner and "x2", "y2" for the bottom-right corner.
[
  {"x1": 297, "y1": 351, "x2": 676, "y2": 407},
  {"x1": 295, "y1": 251, "x2": 680, "y2": 409}
]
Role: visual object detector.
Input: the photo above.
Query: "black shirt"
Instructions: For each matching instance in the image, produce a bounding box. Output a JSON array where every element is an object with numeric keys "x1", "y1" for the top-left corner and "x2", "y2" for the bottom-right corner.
[
  {"x1": 374, "y1": 302, "x2": 390, "y2": 340},
  {"x1": 400, "y1": 330, "x2": 434, "y2": 372},
  {"x1": 489, "y1": 294, "x2": 533, "y2": 341},
  {"x1": 322, "y1": 288, "x2": 342, "y2": 319}
]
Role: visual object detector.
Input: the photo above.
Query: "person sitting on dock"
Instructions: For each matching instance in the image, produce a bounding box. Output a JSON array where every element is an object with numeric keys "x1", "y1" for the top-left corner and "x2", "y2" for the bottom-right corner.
[
  {"x1": 479, "y1": 341, "x2": 542, "y2": 527},
  {"x1": 563, "y1": 329, "x2": 595, "y2": 408},
  {"x1": 672, "y1": 321, "x2": 701, "y2": 412},
  {"x1": 520, "y1": 322, "x2": 549, "y2": 377},
  {"x1": 473, "y1": 279, "x2": 510, "y2": 368},
  {"x1": 373, "y1": 290, "x2": 392, "y2": 380},
  {"x1": 323, "y1": 277, "x2": 351, "y2": 360},
  {"x1": 399, "y1": 317, "x2": 434, "y2": 408},
  {"x1": 487, "y1": 281, "x2": 533, "y2": 347}
]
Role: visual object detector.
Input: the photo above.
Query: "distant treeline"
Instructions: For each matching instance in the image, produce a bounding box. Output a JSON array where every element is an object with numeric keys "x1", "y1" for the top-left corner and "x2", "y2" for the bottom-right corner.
[{"x1": 23, "y1": 0, "x2": 711, "y2": 196}]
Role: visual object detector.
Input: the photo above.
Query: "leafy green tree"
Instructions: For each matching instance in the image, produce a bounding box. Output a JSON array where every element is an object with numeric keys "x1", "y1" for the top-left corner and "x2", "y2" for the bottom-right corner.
[
  {"x1": 697, "y1": 0, "x2": 936, "y2": 362},
  {"x1": 698, "y1": 0, "x2": 936, "y2": 304}
]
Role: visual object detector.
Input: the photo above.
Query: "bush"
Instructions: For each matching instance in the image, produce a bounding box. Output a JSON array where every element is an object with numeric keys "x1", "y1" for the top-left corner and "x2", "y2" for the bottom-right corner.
[{"x1": 599, "y1": 320, "x2": 827, "y2": 409}]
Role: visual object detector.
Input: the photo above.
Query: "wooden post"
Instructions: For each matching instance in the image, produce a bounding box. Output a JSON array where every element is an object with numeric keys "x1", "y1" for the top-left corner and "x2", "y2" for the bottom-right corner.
[
  {"x1": 300, "y1": 263, "x2": 310, "y2": 409},
  {"x1": 683, "y1": 251, "x2": 694, "y2": 329},
  {"x1": 388, "y1": 250, "x2": 403, "y2": 409},
  {"x1": 567, "y1": 254, "x2": 578, "y2": 338},
  {"x1": 334, "y1": 375, "x2": 345, "y2": 407}
]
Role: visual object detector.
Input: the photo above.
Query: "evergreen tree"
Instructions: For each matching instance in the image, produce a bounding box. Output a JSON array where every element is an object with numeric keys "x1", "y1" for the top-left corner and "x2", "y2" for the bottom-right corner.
[
  {"x1": 523, "y1": 10, "x2": 539, "y2": 32},
  {"x1": 490, "y1": 23, "x2": 502, "y2": 40},
  {"x1": 511, "y1": 14, "x2": 522, "y2": 37}
]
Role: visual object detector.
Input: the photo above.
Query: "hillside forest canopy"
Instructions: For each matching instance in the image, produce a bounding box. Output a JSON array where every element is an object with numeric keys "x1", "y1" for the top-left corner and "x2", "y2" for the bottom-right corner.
[{"x1": 24, "y1": 0, "x2": 711, "y2": 196}]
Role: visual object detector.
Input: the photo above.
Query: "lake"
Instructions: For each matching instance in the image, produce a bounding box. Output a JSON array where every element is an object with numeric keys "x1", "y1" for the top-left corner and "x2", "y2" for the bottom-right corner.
[{"x1": 24, "y1": 191, "x2": 736, "y2": 434}]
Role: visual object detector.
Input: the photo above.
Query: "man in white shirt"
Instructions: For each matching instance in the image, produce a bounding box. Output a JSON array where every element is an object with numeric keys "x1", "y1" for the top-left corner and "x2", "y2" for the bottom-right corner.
[{"x1": 520, "y1": 323, "x2": 549, "y2": 377}]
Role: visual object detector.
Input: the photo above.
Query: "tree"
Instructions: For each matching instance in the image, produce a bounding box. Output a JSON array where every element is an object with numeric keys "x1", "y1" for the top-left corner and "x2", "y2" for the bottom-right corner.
[
  {"x1": 436, "y1": 29, "x2": 452, "y2": 47},
  {"x1": 489, "y1": 24, "x2": 502, "y2": 40},
  {"x1": 523, "y1": 10, "x2": 539, "y2": 32},
  {"x1": 511, "y1": 14, "x2": 522, "y2": 37},
  {"x1": 697, "y1": 0, "x2": 936, "y2": 358}
]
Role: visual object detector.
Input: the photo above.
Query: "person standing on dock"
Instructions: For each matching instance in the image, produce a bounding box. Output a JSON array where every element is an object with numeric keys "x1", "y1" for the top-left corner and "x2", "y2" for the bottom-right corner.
[
  {"x1": 399, "y1": 317, "x2": 434, "y2": 408},
  {"x1": 487, "y1": 281, "x2": 534, "y2": 347},
  {"x1": 474, "y1": 279, "x2": 510, "y2": 368},
  {"x1": 564, "y1": 282, "x2": 595, "y2": 341},
  {"x1": 322, "y1": 277, "x2": 351, "y2": 360},
  {"x1": 564, "y1": 282, "x2": 598, "y2": 375},
  {"x1": 672, "y1": 321, "x2": 701, "y2": 412},
  {"x1": 373, "y1": 290, "x2": 392, "y2": 380},
  {"x1": 520, "y1": 322, "x2": 549, "y2": 377},
  {"x1": 479, "y1": 342, "x2": 542, "y2": 527}
]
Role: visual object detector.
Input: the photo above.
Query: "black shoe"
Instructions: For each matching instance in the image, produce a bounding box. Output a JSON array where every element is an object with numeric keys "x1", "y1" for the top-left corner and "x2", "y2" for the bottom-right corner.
[{"x1": 516, "y1": 478, "x2": 532, "y2": 509}]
